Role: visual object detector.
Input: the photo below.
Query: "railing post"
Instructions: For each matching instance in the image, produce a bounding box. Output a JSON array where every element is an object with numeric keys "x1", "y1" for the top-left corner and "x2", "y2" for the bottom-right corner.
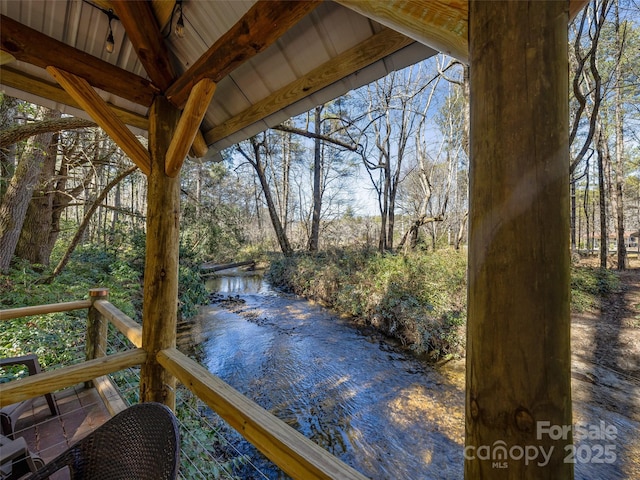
[{"x1": 86, "y1": 288, "x2": 109, "y2": 387}]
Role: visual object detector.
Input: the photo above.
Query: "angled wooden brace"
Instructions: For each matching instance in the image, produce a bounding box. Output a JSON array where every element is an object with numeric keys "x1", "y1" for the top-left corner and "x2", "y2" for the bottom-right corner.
[
  {"x1": 165, "y1": 78, "x2": 216, "y2": 177},
  {"x1": 46, "y1": 66, "x2": 151, "y2": 176}
]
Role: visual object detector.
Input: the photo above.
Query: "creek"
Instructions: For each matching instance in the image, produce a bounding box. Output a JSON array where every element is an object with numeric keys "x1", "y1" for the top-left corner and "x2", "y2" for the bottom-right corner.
[{"x1": 188, "y1": 268, "x2": 638, "y2": 480}]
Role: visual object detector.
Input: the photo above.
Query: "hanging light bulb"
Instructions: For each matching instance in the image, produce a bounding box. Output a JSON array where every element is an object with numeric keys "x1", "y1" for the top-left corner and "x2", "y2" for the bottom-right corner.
[
  {"x1": 105, "y1": 28, "x2": 115, "y2": 53},
  {"x1": 105, "y1": 10, "x2": 115, "y2": 53},
  {"x1": 175, "y1": 1, "x2": 185, "y2": 38}
]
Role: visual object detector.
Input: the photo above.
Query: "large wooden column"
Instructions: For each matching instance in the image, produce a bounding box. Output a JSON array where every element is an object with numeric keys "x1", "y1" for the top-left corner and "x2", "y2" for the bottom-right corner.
[
  {"x1": 140, "y1": 96, "x2": 181, "y2": 409},
  {"x1": 466, "y1": 2, "x2": 572, "y2": 479}
]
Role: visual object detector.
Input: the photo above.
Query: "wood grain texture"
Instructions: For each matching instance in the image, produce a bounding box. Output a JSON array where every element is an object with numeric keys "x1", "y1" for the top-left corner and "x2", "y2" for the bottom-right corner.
[
  {"x1": 0, "y1": 67, "x2": 149, "y2": 130},
  {"x1": 86, "y1": 290, "x2": 109, "y2": 388},
  {"x1": 46, "y1": 67, "x2": 151, "y2": 176},
  {"x1": 466, "y1": 1, "x2": 572, "y2": 478},
  {"x1": 337, "y1": 0, "x2": 589, "y2": 63},
  {"x1": 165, "y1": 0, "x2": 321, "y2": 108},
  {"x1": 111, "y1": 0, "x2": 176, "y2": 91},
  {"x1": 94, "y1": 300, "x2": 143, "y2": 348},
  {"x1": 140, "y1": 96, "x2": 181, "y2": 409},
  {"x1": 158, "y1": 348, "x2": 369, "y2": 480},
  {"x1": 0, "y1": 300, "x2": 91, "y2": 321},
  {"x1": 92, "y1": 0, "x2": 176, "y2": 30},
  {"x1": 205, "y1": 28, "x2": 413, "y2": 145},
  {"x1": 1, "y1": 14, "x2": 157, "y2": 106},
  {"x1": 337, "y1": 0, "x2": 468, "y2": 62},
  {"x1": 0, "y1": 349, "x2": 146, "y2": 407},
  {"x1": 165, "y1": 79, "x2": 216, "y2": 177}
]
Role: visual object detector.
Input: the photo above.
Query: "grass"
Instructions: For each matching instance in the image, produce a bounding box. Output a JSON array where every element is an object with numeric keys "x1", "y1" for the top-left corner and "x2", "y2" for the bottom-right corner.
[{"x1": 268, "y1": 248, "x2": 622, "y2": 361}]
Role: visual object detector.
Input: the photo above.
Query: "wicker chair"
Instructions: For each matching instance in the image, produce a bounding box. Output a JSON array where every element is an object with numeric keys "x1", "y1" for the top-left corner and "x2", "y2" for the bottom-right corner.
[{"x1": 26, "y1": 402, "x2": 180, "y2": 480}]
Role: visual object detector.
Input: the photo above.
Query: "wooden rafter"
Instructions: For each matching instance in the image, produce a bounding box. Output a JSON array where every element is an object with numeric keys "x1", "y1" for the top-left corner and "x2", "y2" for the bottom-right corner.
[
  {"x1": 47, "y1": 67, "x2": 151, "y2": 176},
  {"x1": 111, "y1": 0, "x2": 176, "y2": 92},
  {"x1": 0, "y1": 51, "x2": 15, "y2": 65},
  {"x1": 336, "y1": 0, "x2": 468, "y2": 62},
  {"x1": 205, "y1": 28, "x2": 414, "y2": 146},
  {"x1": 336, "y1": 0, "x2": 590, "y2": 64},
  {"x1": 1, "y1": 67, "x2": 148, "y2": 131},
  {"x1": 92, "y1": 0, "x2": 176, "y2": 31},
  {"x1": 165, "y1": 79, "x2": 216, "y2": 177},
  {"x1": 165, "y1": 0, "x2": 322, "y2": 109},
  {"x1": 0, "y1": 14, "x2": 157, "y2": 106}
]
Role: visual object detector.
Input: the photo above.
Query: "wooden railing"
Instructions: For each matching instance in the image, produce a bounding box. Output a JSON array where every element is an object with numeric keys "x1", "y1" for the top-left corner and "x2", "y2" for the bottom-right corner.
[{"x1": 0, "y1": 290, "x2": 368, "y2": 480}]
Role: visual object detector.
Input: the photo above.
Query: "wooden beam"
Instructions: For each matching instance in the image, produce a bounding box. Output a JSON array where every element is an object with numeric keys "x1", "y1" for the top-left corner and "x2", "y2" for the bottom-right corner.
[
  {"x1": 336, "y1": 0, "x2": 591, "y2": 64},
  {"x1": 570, "y1": 0, "x2": 590, "y2": 19},
  {"x1": 140, "y1": 96, "x2": 181, "y2": 409},
  {"x1": 0, "y1": 349, "x2": 147, "y2": 407},
  {"x1": 336, "y1": 0, "x2": 468, "y2": 62},
  {"x1": 94, "y1": 299, "x2": 143, "y2": 348},
  {"x1": 150, "y1": 0, "x2": 178, "y2": 31},
  {"x1": 190, "y1": 130, "x2": 209, "y2": 158},
  {"x1": 0, "y1": 51, "x2": 15, "y2": 65},
  {"x1": 165, "y1": 0, "x2": 321, "y2": 109},
  {"x1": 92, "y1": 1, "x2": 176, "y2": 31},
  {"x1": 1, "y1": 15, "x2": 157, "y2": 106},
  {"x1": 0, "y1": 300, "x2": 92, "y2": 321},
  {"x1": 47, "y1": 67, "x2": 151, "y2": 176},
  {"x1": 158, "y1": 348, "x2": 369, "y2": 480},
  {"x1": 165, "y1": 79, "x2": 216, "y2": 177},
  {"x1": 0, "y1": 67, "x2": 149, "y2": 131},
  {"x1": 466, "y1": 1, "x2": 572, "y2": 477},
  {"x1": 111, "y1": 0, "x2": 176, "y2": 92},
  {"x1": 205, "y1": 28, "x2": 413, "y2": 145}
]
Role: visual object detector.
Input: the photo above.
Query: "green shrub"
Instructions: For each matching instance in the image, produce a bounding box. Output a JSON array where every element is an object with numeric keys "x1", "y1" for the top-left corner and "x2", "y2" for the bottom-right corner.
[
  {"x1": 268, "y1": 248, "x2": 468, "y2": 360},
  {"x1": 570, "y1": 266, "x2": 620, "y2": 312}
]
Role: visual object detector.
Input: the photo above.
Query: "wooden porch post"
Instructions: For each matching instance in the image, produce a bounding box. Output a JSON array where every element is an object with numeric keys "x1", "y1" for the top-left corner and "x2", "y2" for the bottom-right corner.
[
  {"x1": 466, "y1": 2, "x2": 573, "y2": 479},
  {"x1": 140, "y1": 96, "x2": 181, "y2": 409}
]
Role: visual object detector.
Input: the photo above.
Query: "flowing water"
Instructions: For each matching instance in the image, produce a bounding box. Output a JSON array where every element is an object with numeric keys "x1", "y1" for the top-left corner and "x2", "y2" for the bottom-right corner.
[
  {"x1": 191, "y1": 269, "x2": 639, "y2": 480},
  {"x1": 195, "y1": 269, "x2": 465, "y2": 479}
]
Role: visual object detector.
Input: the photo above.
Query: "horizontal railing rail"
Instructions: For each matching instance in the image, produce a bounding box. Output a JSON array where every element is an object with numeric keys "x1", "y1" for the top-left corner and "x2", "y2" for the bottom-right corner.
[
  {"x1": 0, "y1": 349, "x2": 146, "y2": 407},
  {"x1": 93, "y1": 299, "x2": 142, "y2": 347},
  {"x1": 0, "y1": 291, "x2": 370, "y2": 480},
  {"x1": 0, "y1": 300, "x2": 92, "y2": 321}
]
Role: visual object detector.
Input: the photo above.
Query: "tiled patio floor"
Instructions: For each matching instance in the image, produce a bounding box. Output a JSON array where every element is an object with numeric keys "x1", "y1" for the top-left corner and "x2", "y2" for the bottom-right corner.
[{"x1": 9, "y1": 385, "x2": 111, "y2": 479}]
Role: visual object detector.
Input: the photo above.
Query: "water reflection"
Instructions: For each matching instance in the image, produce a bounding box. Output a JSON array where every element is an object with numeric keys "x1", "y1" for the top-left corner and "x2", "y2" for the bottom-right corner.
[
  {"x1": 198, "y1": 272, "x2": 465, "y2": 479},
  {"x1": 205, "y1": 271, "x2": 266, "y2": 294}
]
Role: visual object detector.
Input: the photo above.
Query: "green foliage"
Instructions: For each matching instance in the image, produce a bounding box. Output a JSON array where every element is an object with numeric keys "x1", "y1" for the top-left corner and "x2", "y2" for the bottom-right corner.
[
  {"x1": 268, "y1": 248, "x2": 468, "y2": 360},
  {"x1": 270, "y1": 251, "x2": 621, "y2": 360},
  {"x1": 175, "y1": 387, "x2": 248, "y2": 479},
  {"x1": 570, "y1": 265, "x2": 621, "y2": 312}
]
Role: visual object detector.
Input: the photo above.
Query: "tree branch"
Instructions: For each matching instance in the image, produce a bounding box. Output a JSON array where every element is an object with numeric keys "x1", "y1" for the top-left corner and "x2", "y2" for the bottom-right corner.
[
  {"x1": 0, "y1": 117, "x2": 96, "y2": 149},
  {"x1": 272, "y1": 124, "x2": 358, "y2": 151}
]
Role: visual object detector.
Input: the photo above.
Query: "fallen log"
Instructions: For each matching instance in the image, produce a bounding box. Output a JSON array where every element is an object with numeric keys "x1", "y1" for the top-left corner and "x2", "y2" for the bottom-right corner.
[{"x1": 201, "y1": 260, "x2": 256, "y2": 272}]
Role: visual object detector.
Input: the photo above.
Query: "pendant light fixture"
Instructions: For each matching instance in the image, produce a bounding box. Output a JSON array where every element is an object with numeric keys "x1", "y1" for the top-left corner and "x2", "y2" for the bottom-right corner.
[
  {"x1": 105, "y1": 9, "x2": 116, "y2": 53},
  {"x1": 175, "y1": 0, "x2": 185, "y2": 38}
]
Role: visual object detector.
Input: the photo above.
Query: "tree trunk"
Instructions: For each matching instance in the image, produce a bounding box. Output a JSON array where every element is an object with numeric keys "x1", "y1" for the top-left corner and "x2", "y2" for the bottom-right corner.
[
  {"x1": 1, "y1": 96, "x2": 19, "y2": 199},
  {"x1": 613, "y1": 0, "x2": 626, "y2": 270},
  {"x1": 308, "y1": 105, "x2": 323, "y2": 252},
  {"x1": 46, "y1": 166, "x2": 137, "y2": 281},
  {"x1": 240, "y1": 137, "x2": 293, "y2": 256},
  {"x1": 597, "y1": 128, "x2": 608, "y2": 268},
  {"x1": 0, "y1": 108, "x2": 60, "y2": 273},
  {"x1": 571, "y1": 174, "x2": 577, "y2": 251},
  {"x1": 466, "y1": 2, "x2": 572, "y2": 479},
  {"x1": 15, "y1": 132, "x2": 60, "y2": 266}
]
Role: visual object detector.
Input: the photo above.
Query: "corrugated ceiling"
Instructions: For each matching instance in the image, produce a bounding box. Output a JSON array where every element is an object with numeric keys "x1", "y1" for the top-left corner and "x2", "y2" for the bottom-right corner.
[{"x1": 0, "y1": 0, "x2": 436, "y2": 155}]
